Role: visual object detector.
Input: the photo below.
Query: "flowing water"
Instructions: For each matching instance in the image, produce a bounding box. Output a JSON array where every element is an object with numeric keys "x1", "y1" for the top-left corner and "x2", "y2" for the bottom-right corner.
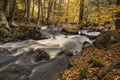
[{"x1": 0, "y1": 26, "x2": 100, "y2": 80}]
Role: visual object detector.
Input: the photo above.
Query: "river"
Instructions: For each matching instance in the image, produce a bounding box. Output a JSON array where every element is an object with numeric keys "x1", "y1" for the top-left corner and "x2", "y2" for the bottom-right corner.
[{"x1": 0, "y1": 25, "x2": 100, "y2": 80}]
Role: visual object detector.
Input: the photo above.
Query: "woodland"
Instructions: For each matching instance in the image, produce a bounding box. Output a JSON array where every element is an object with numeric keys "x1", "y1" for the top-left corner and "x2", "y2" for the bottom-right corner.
[{"x1": 0, "y1": 0, "x2": 120, "y2": 80}]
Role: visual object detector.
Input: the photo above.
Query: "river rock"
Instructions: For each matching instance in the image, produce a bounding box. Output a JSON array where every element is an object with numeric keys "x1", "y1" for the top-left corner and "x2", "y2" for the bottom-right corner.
[
  {"x1": 29, "y1": 56, "x2": 69, "y2": 80},
  {"x1": 0, "y1": 65, "x2": 31, "y2": 80},
  {"x1": 0, "y1": 48, "x2": 10, "y2": 56},
  {"x1": 0, "y1": 72, "x2": 19, "y2": 80},
  {"x1": 57, "y1": 49, "x2": 73, "y2": 57},
  {"x1": 34, "y1": 49, "x2": 50, "y2": 62},
  {"x1": 0, "y1": 26, "x2": 46, "y2": 42},
  {"x1": 81, "y1": 33, "x2": 97, "y2": 40},
  {"x1": 61, "y1": 24, "x2": 79, "y2": 34},
  {"x1": 82, "y1": 41, "x2": 94, "y2": 49}
]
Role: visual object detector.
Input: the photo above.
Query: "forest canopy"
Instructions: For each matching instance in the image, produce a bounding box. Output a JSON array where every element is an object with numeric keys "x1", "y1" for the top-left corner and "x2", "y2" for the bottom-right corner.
[{"x1": 0, "y1": 0, "x2": 120, "y2": 28}]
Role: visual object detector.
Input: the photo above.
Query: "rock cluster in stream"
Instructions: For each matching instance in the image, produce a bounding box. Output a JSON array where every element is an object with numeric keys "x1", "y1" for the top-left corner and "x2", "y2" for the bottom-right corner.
[
  {"x1": 0, "y1": 47, "x2": 73, "y2": 80},
  {"x1": 0, "y1": 24, "x2": 102, "y2": 80},
  {"x1": 0, "y1": 26, "x2": 46, "y2": 43}
]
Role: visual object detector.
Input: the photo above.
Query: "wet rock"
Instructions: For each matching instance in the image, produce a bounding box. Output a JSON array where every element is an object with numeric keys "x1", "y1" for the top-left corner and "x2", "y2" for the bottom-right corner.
[
  {"x1": 61, "y1": 24, "x2": 79, "y2": 34},
  {"x1": 19, "y1": 26, "x2": 46, "y2": 40},
  {"x1": 0, "y1": 48, "x2": 10, "y2": 55},
  {"x1": 94, "y1": 30, "x2": 120, "y2": 49},
  {"x1": 0, "y1": 26, "x2": 46, "y2": 42},
  {"x1": 81, "y1": 33, "x2": 97, "y2": 40},
  {"x1": 62, "y1": 29, "x2": 78, "y2": 34},
  {"x1": 0, "y1": 72, "x2": 19, "y2": 80},
  {"x1": 29, "y1": 56, "x2": 69, "y2": 80},
  {"x1": 34, "y1": 49, "x2": 50, "y2": 62},
  {"x1": 0, "y1": 65, "x2": 31, "y2": 80},
  {"x1": 57, "y1": 49, "x2": 73, "y2": 57},
  {"x1": 82, "y1": 41, "x2": 94, "y2": 49}
]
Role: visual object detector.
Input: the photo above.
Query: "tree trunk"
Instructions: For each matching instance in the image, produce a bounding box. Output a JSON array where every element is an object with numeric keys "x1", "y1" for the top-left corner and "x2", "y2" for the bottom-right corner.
[
  {"x1": 65, "y1": 0, "x2": 69, "y2": 23},
  {"x1": 10, "y1": 0, "x2": 16, "y2": 21},
  {"x1": 32, "y1": 0, "x2": 35, "y2": 16},
  {"x1": 3, "y1": 0, "x2": 10, "y2": 16},
  {"x1": 115, "y1": 0, "x2": 120, "y2": 29},
  {"x1": 40, "y1": 0, "x2": 43, "y2": 22},
  {"x1": 79, "y1": 0, "x2": 85, "y2": 26},
  {"x1": 98, "y1": 0, "x2": 100, "y2": 27},
  {"x1": 24, "y1": 0, "x2": 27, "y2": 17},
  {"x1": 27, "y1": 0, "x2": 31, "y2": 23},
  {"x1": 53, "y1": 1, "x2": 56, "y2": 21},
  {"x1": 43, "y1": 0, "x2": 46, "y2": 22},
  {"x1": 47, "y1": 1, "x2": 53, "y2": 23},
  {"x1": 38, "y1": 0, "x2": 41, "y2": 20}
]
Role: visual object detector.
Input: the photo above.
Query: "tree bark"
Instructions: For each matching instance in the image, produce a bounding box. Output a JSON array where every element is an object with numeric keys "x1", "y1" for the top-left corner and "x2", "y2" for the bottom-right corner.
[
  {"x1": 65, "y1": 0, "x2": 69, "y2": 23},
  {"x1": 27, "y1": 0, "x2": 31, "y2": 23},
  {"x1": 79, "y1": 0, "x2": 85, "y2": 26},
  {"x1": 10, "y1": 0, "x2": 16, "y2": 21},
  {"x1": 32, "y1": 0, "x2": 35, "y2": 16},
  {"x1": 43, "y1": 0, "x2": 46, "y2": 21},
  {"x1": 38, "y1": 0, "x2": 41, "y2": 20},
  {"x1": 3, "y1": 0, "x2": 10, "y2": 16},
  {"x1": 47, "y1": 1, "x2": 53, "y2": 23},
  {"x1": 115, "y1": 0, "x2": 120, "y2": 29},
  {"x1": 24, "y1": 0, "x2": 27, "y2": 17},
  {"x1": 98, "y1": 0, "x2": 100, "y2": 27},
  {"x1": 53, "y1": 1, "x2": 56, "y2": 21},
  {"x1": 40, "y1": 0, "x2": 43, "y2": 22}
]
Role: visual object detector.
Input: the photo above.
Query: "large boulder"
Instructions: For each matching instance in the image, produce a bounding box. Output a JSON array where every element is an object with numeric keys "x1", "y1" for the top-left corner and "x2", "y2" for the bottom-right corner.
[
  {"x1": 61, "y1": 24, "x2": 79, "y2": 34},
  {"x1": 93, "y1": 30, "x2": 120, "y2": 49}
]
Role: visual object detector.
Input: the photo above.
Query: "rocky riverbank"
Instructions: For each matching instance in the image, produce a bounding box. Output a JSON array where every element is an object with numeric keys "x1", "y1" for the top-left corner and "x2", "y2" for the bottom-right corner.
[
  {"x1": 0, "y1": 26, "x2": 46, "y2": 43},
  {"x1": 0, "y1": 23, "x2": 119, "y2": 80},
  {"x1": 62, "y1": 30, "x2": 120, "y2": 80}
]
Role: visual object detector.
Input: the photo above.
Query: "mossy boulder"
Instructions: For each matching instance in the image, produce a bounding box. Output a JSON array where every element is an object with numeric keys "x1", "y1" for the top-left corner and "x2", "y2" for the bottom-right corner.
[{"x1": 93, "y1": 30, "x2": 120, "y2": 49}]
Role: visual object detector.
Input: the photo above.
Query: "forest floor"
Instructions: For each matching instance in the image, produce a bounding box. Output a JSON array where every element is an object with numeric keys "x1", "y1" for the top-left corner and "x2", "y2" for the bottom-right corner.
[{"x1": 62, "y1": 30, "x2": 120, "y2": 80}]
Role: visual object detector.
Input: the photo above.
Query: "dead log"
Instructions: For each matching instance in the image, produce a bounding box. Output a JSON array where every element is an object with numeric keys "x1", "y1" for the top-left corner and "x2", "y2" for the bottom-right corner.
[{"x1": 93, "y1": 59, "x2": 120, "y2": 80}]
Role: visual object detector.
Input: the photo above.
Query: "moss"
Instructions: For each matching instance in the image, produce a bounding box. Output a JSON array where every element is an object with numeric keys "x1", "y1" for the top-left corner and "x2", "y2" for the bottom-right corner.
[
  {"x1": 89, "y1": 57, "x2": 104, "y2": 67},
  {"x1": 79, "y1": 68, "x2": 87, "y2": 78}
]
